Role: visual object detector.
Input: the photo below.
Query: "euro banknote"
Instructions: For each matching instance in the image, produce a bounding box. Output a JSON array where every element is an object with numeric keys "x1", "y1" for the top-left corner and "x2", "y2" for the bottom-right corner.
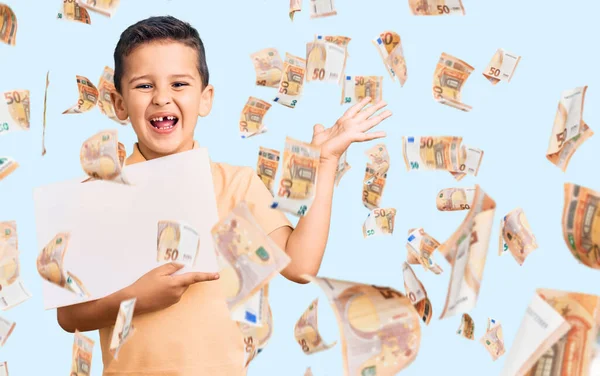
[
  {"x1": 0, "y1": 4, "x2": 17, "y2": 46},
  {"x1": 0, "y1": 316, "x2": 15, "y2": 347},
  {"x1": 562, "y1": 183, "x2": 600, "y2": 269},
  {"x1": 77, "y1": 0, "x2": 119, "y2": 17},
  {"x1": 456, "y1": 313, "x2": 474, "y2": 340},
  {"x1": 271, "y1": 137, "x2": 320, "y2": 217},
  {"x1": 0, "y1": 244, "x2": 31, "y2": 310},
  {"x1": 274, "y1": 53, "x2": 306, "y2": 108},
  {"x1": 433, "y1": 53, "x2": 473, "y2": 111},
  {"x1": 289, "y1": 0, "x2": 302, "y2": 20},
  {"x1": 57, "y1": 0, "x2": 91, "y2": 24},
  {"x1": 1, "y1": 89, "x2": 30, "y2": 135},
  {"x1": 80, "y1": 130, "x2": 128, "y2": 184},
  {"x1": 0, "y1": 157, "x2": 18, "y2": 182},
  {"x1": 294, "y1": 298, "x2": 337, "y2": 354},
  {"x1": 409, "y1": 0, "x2": 465, "y2": 15},
  {"x1": 42, "y1": 71, "x2": 49, "y2": 155},
  {"x1": 109, "y1": 298, "x2": 136, "y2": 360},
  {"x1": 499, "y1": 208, "x2": 538, "y2": 265},
  {"x1": 231, "y1": 286, "x2": 266, "y2": 326},
  {"x1": 251, "y1": 48, "x2": 283, "y2": 88},
  {"x1": 156, "y1": 221, "x2": 200, "y2": 267},
  {"x1": 547, "y1": 86, "x2": 593, "y2": 171},
  {"x1": 0, "y1": 221, "x2": 17, "y2": 251},
  {"x1": 257, "y1": 146, "x2": 280, "y2": 194},
  {"x1": 436, "y1": 187, "x2": 476, "y2": 211},
  {"x1": 310, "y1": 0, "x2": 337, "y2": 18},
  {"x1": 480, "y1": 318, "x2": 505, "y2": 361},
  {"x1": 98, "y1": 66, "x2": 128, "y2": 125},
  {"x1": 304, "y1": 275, "x2": 421, "y2": 375},
  {"x1": 71, "y1": 330, "x2": 94, "y2": 376},
  {"x1": 63, "y1": 75, "x2": 99, "y2": 114},
  {"x1": 342, "y1": 76, "x2": 383, "y2": 105},
  {"x1": 363, "y1": 208, "x2": 396, "y2": 238},
  {"x1": 483, "y1": 49, "x2": 521, "y2": 85},
  {"x1": 334, "y1": 151, "x2": 350, "y2": 187},
  {"x1": 239, "y1": 285, "x2": 273, "y2": 368},
  {"x1": 403, "y1": 262, "x2": 433, "y2": 325},
  {"x1": 362, "y1": 164, "x2": 386, "y2": 210},
  {"x1": 364, "y1": 143, "x2": 390, "y2": 177},
  {"x1": 306, "y1": 35, "x2": 348, "y2": 84},
  {"x1": 372, "y1": 31, "x2": 407, "y2": 86},
  {"x1": 406, "y1": 228, "x2": 444, "y2": 274},
  {"x1": 240, "y1": 97, "x2": 271, "y2": 138}
]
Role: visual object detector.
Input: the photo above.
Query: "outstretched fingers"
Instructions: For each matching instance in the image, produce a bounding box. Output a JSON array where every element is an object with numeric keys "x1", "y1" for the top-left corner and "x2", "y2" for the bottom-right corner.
[{"x1": 342, "y1": 96, "x2": 372, "y2": 119}]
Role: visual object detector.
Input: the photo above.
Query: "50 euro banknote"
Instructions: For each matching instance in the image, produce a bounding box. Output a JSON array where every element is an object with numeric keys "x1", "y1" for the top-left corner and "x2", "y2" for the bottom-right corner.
[
  {"x1": 80, "y1": 130, "x2": 128, "y2": 184},
  {"x1": 341, "y1": 76, "x2": 383, "y2": 105},
  {"x1": 363, "y1": 208, "x2": 396, "y2": 238},
  {"x1": 433, "y1": 53, "x2": 473, "y2": 111},
  {"x1": 257, "y1": 147, "x2": 280, "y2": 195},
  {"x1": 0, "y1": 89, "x2": 30, "y2": 135},
  {"x1": 271, "y1": 137, "x2": 320, "y2": 217},
  {"x1": 294, "y1": 298, "x2": 337, "y2": 354},
  {"x1": 306, "y1": 34, "x2": 349, "y2": 84},
  {"x1": 251, "y1": 48, "x2": 283, "y2": 88},
  {"x1": 0, "y1": 4, "x2": 17, "y2": 46},
  {"x1": 109, "y1": 298, "x2": 136, "y2": 360},
  {"x1": 274, "y1": 53, "x2": 306, "y2": 108},
  {"x1": 156, "y1": 221, "x2": 200, "y2": 267},
  {"x1": 409, "y1": 0, "x2": 465, "y2": 15},
  {"x1": 403, "y1": 136, "x2": 483, "y2": 180},
  {"x1": 562, "y1": 183, "x2": 600, "y2": 269},
  {"x1": 372, "y1": 31, "x2": 407, "y2": 86}
]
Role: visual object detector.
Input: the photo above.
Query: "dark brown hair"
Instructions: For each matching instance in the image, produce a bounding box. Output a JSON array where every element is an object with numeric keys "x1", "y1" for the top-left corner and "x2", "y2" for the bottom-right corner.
[{"x1": 113, "y1": 16, "x2": 209, "y2": 93}]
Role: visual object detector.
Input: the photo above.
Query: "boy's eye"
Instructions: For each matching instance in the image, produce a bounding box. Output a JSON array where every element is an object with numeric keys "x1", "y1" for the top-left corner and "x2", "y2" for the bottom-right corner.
[
  {"x1": 172, "y1": 82, "x2": 189, "y2": 88},
  {"x1": 135, "y1": 84, "x2": 152, "y2": 89}
]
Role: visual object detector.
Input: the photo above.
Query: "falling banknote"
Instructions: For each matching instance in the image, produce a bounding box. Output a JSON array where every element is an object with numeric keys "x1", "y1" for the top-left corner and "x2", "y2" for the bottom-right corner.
[
  {"x1": 239, "y1": 285, "x2": 273, "y2": 367},
  {"x1": 562, "y1": 183, "x2": 600, "y2": 269},
  {"x1": 156, "y1": 221, "x2": 200, "y2": 267},
  {"x1": 42, "y1": 71, "x2": 50, "y2": 155},
  {"x1": 37, "y1": 233, "x2": 90, "y2": 298},
  {"x1": 71, "y1": 330, "x2": 94, "y2": 376},
  {"x1": 306, "y1": 35, "x2": 349, "y2": 84},
  {"x1": 501, "y1": 289, "x2": 600, "y2": 376},
  {"x1": 432, "y1": 53, "x2": 474, "y2": 111},
  {"x1": 456, "y1": 313, "x2": 474, "y2": 340},
  {"x1": 438, "y1": 185, "x2": 496, "y2": 319},
  {"x1": 271, "y1": 137, "x2": 320, "y2": 217},
  {"x1": 109, "y1": 298, "x2": 136, "y2": 360},
  {"x1": 0, "y1": 316, "x2": 14, "y2": 347},
  {"x1": 0, "y1": 221, "x2": 17, "y2": 250},
  {"x1": 0, "y1": 4, "x2": 17, "y2": 46},
  {"x1": 97, "y1": 67, "x2": 128, "y2": 125},
  {"x1": 363, "y1": 208, "x2": 396, "y2": 238},
  {"x1": 257, "y1": 146, "x2": 280, "y2": 195},
  {"x1": 231, "y1": 286, "x2": 267, "y2": 326},
  {"x1": 373, "y1": 31, "x2": 407, "y2": 86},
  {"x1": 304, "y1": 275, "x2": 421, "y2": 376},
  {"x1": 212, "y1": 202, "x2": 291, "y2": 316},
  {"x1": 342, "y1": 76, "x2": 383, "y2": 105},
  {"x1": 63, "y1": 75, "x2": 99, "y2": 114},
  {"x1": 403, "y1": 136, "x2": 484, "y2": 181},
  {"x1": 240, "y1": 97, "x2": 271, "y2": 138},
  {"x1": 437, "y1": 187, "x2": 476, "y2": 211},
  {"x1": 0, "y1": 236, "x2": 32, "y2": 310},
  {"x1": 482, "y1": 49, "x2": 521, "y2": 85},
  {"x1": 294, "y1": 298, "x2": 337, "y2": 354},
  {"x1": 408, "y1": 0, "x2": 465, "y2": 15},
  {"x1": 0, "y1": 157, "x2": 18, "y2": 182},
  {"x1": 80, "y1": 129, "x2": 128, "y2": 184},
  {"x1": 57, "y1": 0, "x2": 91, "y2": 24},
  {"x1": 0, "y1": 362, "x2": 6, "y2": 376},
  {"x1": 406, "y1": 228, "x2": 444, "y2": 275},
  {"x1": 289, "y1": 0, "x2": 302, "y2": 20},
  {"x1": 402, "y1": 262, "x2": 433, "y2": 325},
  {"x1": 309, "y1": 0, "x2": 337, "y2": 18},
  {"x1": 76, "y1": 0, "x2": 119, "y2": 17},
  {"x1": 546, "y1": 86, "x2": 593, "y2": 172},
  {"x1": 362, "y1": 164, "x2": 387, "y2": 210},
  {"x1": 480, "y1": 318, "x2": 505, "y2": 361},
  {"x1": 251, "y1": 48, "x2": 283, "y2": 88},
  {"x1": 499, "y1": 208, "x2": 538, "y2": 265},
  {"x1": 334, "y1": 151, "x2": 351, "y2": 187},
  {"x1": 274, "y1": 53, "x2": 306, "y2": 108},
  {"x1": 365, "y1": 143, "x2": 390, "y2": 178},
  {"x1": 0, "y1": 89, "x2": 30, "y2": 135}
]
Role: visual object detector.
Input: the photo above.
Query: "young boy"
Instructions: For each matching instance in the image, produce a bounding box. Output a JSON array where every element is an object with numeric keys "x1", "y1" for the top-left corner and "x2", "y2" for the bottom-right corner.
[{"x1": 57, "y1": 16, "x2": 391, "y2": 375}]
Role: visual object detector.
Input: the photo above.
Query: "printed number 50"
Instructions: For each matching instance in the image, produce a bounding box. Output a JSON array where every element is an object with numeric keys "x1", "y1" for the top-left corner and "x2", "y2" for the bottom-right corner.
[{"x1": 164, "y1": 248, "x2": 179, "y2": 261}]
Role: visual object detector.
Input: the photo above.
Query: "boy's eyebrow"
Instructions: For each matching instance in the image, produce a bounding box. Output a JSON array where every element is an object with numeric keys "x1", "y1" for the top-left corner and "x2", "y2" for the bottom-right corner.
[
  {"x1": 128, "y1": 74, "x2": 152, "y2": 84},
  {"x1": 170, "y1": 74, "x2": 196, "y2": 80},
  {"x1": 128, "y1": 74, "x2": 196, "y2": 84}
]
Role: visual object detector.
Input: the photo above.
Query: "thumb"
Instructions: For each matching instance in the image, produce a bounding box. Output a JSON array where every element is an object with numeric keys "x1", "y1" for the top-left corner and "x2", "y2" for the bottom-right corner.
[
  {"x1": 313, "y1": 124, "x2": 325, "y2": 135},
  {"x1": 157, "y1": 262, "x2": 185, "y2": 275}
]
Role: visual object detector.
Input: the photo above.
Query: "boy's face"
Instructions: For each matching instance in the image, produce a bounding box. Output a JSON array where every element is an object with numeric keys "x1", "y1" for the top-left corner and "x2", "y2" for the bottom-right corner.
[{"x1": 111, "y1": 41, "x2": 213, "y2": 158}]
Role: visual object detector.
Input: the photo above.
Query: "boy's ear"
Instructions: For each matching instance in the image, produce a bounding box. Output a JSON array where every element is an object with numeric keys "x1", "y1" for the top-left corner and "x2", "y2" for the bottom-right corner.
[
  {"x1": 110, "y1": 91, "x2": 129, "y2": 121},
  {"x1": 198, "y1": 84, "x2": 214, "y2": 117}
]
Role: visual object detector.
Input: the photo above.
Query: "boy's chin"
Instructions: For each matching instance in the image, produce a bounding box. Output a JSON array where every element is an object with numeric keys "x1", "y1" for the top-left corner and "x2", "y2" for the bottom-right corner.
[{"x1": 144, "y1": 137, "x2": 190, "y2": 156}]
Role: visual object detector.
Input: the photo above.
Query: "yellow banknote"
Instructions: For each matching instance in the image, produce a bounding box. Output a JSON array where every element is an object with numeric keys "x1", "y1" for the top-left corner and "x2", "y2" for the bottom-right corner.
[
  {"x1": 402, "y1": 262, "x2": 432, "y2": 325},
  {"x1": 306, "y1": 35, "x2": 349, "y2": 84},
  {"x1": 289, "y1": 0, "x2": 301, "y2": 20},
  {"x1": 1, "y1": 90, "x2": 30, "y2": 135},
  {"x1": 365, "y1": 143, "x2": 390, "y2": 177},
  {"x1": 480, "y1": 318, "x2": 505, "y2": 361},
  {"x1": 373, "y1": 31, "x2": 407, "y2": 86},
  {"x1": 42, "y1": 71, "x2": 50, "y2": 155},
  {"x1": 0, "y1": 4, "x2": 17, "y2": 46},
  {"x1": 63, "y1": 75, "x2": 99, "y2": 114},
  {"x1": 457, "y1": 313, "x2": 474, "y2": 340},
  {"x1": 77, "y1": 0, "x2": 119, "y2": 17},
  {"x1": 274, "y1": 53, "x2": 306, "y2": 108},
  {"x1": 562, "y1": 183, "x2": 600, "y2": 269},
  {"x1": 363, "y1": 208, "x2": 396, "y2": 238},
  {"x1": 304, "y1": 275, "x2": 421, "y2": 376},
  {"x1": 37, "y1": 233, "x2": 90, "y2": 298},
  {"x1": 503, "y1": 289, "x2": 600, "y2": 376},
  {"x1": 251, "y1": 48, "x2": 283, "y2": 88},
  {"x1": 98, "y1": 66, "x2": 128, "y2": 125},
  {"x1": 109, "y1": 298, "x2": 136, "y2": 360},
  {"x1": 239, "y1": 286, "x2": 273, "y2": 368},
  {"x1": 57, "y1": 0, "x2": 92, "y2": 24},
  {"x1": 483, "y1": 49, "x2": 521, "y2": 85},
  {"x1": 432, "y1": 53, "x2": 473, "y2": 111},
  {"x1": 499, "y1": 208, "x2": 538, "y2": 265},
  {"x1": 342, "y1": 76, "x2": 383, "y2": 105},
  {"x1": 294, "y1": 298, "x2": 337, "y2": 354},
  {"x1": 438, "y1": 185, "x2": 496, "y2": 319},
  {"x1": 547, "y1": 86, "x2": 593, "y2": 171},
  {"x1": 156, "y1": 221, "x2": 200, "y2": 267},
  {"x1": 0, "y1": 244, "x2": 31, "y2": 310},
  {"x1": 240, "y1": 97, "x2": 271, "y2": 138},
  {"x1": 257, "y1": 146, "x2": 280, "y2": 195},
  {"x1": 80, "y1": 129, "x2": 128, "y2": 184},
  {"x1": 362, "y1": 164, "x2": 386, "y2": 210},
  {"x1": 72, "y1": 330, "x2": 94, "y2": 376},
  {"x1": 212, "y1": 203, "x2": 290, "y2": 315},
  {"x1": 406, "y1": 228, "x2": 444, "y2": 274},
  {"x1": 272, "y1": 137, "x2": 320, "y2": 216},
  {"x1": 334, "y1": 151, "x2": 351, "y2": 187},
  {"x1": 0, "y1": 157, "x2": 18, "y2": 182},
  {"x1": 409, "y1": 0, "x2": 465, "y2": 15},
  {"x1": 436, "y1": 187, "x2": 476, "y2": 211},
  {"x1": 0, "y1": 315, "x2": 15, "y2": 347}
]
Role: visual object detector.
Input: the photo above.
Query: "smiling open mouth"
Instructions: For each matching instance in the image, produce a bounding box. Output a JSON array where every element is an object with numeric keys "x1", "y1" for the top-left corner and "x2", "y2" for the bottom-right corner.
[{"x1": 149, "y1": 116, "x2": 179, "y2": 130}]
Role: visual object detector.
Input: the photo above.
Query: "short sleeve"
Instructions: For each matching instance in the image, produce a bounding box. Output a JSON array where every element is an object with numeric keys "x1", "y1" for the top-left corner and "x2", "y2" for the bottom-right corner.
[{"x1": 243, "y1": 168, "x2": 293, "y2": 234}]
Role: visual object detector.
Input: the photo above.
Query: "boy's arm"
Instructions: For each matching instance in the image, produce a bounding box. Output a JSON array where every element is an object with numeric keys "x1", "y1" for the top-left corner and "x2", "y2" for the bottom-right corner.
[
  {"x1": 57, "y1": 263, "x2": 219, "y2": 332},
  {"x1": 271, "y1": 98, "x2": 391, "y2": 284}
]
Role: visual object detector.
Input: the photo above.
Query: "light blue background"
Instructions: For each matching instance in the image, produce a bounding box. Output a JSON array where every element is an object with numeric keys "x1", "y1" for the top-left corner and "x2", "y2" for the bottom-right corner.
[{"x1": 1, "y1": 0, "x2": 599, "y2": 374}]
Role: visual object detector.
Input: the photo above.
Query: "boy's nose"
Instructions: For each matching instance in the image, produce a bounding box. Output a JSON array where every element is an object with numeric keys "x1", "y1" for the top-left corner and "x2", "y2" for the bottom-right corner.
[{"x1": 152, "y1": 90, "x2": 172, "y2": 106}]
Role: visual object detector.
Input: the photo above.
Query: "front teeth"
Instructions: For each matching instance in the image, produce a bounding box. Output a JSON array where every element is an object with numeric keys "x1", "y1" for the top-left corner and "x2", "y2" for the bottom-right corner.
[{"x1": 150, "y1": 116, "x2": 177, "y2": 122}]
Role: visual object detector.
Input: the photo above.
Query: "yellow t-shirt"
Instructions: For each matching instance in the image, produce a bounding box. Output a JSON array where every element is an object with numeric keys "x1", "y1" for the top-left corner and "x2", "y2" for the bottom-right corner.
[{"x1": 99, "y1": 142, "x2": 292, "y2": 375}]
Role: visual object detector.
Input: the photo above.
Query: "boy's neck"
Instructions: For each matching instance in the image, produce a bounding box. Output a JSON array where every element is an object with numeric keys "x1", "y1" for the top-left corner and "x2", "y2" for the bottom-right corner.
[{"x1": 137, "y1": 139, "x2": 196, "y2": 161}]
